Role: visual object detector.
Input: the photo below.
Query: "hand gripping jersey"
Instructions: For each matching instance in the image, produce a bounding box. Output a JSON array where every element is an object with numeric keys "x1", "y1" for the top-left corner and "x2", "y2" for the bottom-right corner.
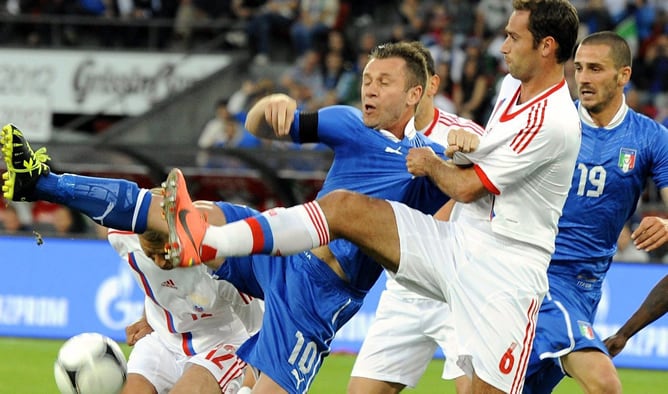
[{"x1": 107, "y1": 230, "x2": 263, "y2": 356}]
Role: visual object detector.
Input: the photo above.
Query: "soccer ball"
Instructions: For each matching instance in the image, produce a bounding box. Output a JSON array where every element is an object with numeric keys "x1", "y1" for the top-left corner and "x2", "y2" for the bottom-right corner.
[{"x1": 54, "y1": 332, "x2": 127, "y2": 394}]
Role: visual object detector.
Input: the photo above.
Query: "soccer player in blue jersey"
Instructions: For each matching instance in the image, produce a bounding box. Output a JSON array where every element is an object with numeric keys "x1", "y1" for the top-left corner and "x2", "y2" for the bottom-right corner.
[
  {"x1": 522, "y1": 31, "x2": 668, "y2": 394},
  {"x1": 1, "y1": 41, "x2": 462, "y2": 394},
  {"x1": 348, "y1": 41, "x2": 480, "y2": 394}
]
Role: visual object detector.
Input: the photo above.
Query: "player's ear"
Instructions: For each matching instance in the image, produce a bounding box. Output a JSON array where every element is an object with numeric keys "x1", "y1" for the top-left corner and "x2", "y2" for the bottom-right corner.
[
  {"x1": 618, "y1": 65, "x2": 631, "y2": 87},
  {"x1": 408, "y1": 85, "x2": 422, "y2": 107},
  {"x1": 429, "y1": 74, "x2": 441, "y2": 96}
]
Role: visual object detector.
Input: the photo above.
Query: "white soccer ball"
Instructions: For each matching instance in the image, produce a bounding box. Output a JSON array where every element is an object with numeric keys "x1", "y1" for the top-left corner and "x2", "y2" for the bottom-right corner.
[{"x1": 54, "y1": 332, "x2": 127, "y2": 394}]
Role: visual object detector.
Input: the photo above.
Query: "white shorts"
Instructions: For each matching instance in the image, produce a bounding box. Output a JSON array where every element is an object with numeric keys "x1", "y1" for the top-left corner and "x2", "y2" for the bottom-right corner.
[
  {"x1": 350, "y1": 289, "x2": 464, "y2": 387},
  {"x1": 389, "y1": 201, "x2": 549, "y2": 393},
  {"x1": 128, "y1": 332, "x2": 246, "y2": 393}
]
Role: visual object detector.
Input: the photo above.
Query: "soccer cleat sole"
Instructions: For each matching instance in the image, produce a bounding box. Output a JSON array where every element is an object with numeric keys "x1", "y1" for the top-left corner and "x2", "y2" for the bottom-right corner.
[
  {"x1": 2, "y1": 169, "x2": 16, "y2": 200},
  {"x1": 1, "y1": 125, "x2": 19, "y2": 200},
  {"x1": 162, "y1": 168, "x2": 204, "y2": 267},
  {"x1": 162, "y1": 171, "x2": 186, "y2": 266},
  {"x1": 0, "y1": 124, "x2": 50, "y2": 201}
]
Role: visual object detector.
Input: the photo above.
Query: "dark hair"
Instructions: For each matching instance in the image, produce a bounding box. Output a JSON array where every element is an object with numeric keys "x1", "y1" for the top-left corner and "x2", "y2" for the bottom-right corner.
[
  {"x1": 513, "y1": 0, "x2": 579, "y2": 63},
  {"x1": 141, "y1": 229, "x2": 168, "y2": 246},
  {"x1": 370, "y1": 41, "x2": 429, "y2": 92},
  {"x1": 579, "y1": 31, "x2": 632, "y2": 69},
  {"x1": 140, "y1": 229, "x2": 173, "y2": 270}
]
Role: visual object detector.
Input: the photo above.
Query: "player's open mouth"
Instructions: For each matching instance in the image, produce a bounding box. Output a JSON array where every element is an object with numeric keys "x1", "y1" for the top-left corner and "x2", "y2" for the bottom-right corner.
[{"x1": 579, "y1": 88, "x2": 595, "y2": 97}]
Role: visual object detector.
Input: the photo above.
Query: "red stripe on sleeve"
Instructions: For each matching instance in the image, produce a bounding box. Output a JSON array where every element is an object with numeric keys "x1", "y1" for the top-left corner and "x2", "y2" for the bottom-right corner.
[
  {"x1": 246, "y1": 217, "x2": 266, "y2": 254},
  {"x1": 473, "y1": 164, "x2": 500, "y2": 195}
]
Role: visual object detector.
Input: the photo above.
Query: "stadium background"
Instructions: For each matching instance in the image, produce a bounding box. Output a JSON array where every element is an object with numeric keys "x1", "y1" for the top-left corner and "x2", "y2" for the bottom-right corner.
[{"x1": 0, "y1": 1, "x2": 667, "y2": 392}]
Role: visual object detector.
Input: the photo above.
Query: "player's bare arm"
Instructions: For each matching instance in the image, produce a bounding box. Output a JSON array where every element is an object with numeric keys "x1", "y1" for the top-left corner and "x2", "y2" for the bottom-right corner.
[
  {"x1": 406, "y1": 148, "x2": 485, "y2": 203},
  {"x1": 245, "y1": 93, "x2": 297, "y2": 138},
  {"x1": 604, "y1": 275, "x2": 668, "y2": 357}
]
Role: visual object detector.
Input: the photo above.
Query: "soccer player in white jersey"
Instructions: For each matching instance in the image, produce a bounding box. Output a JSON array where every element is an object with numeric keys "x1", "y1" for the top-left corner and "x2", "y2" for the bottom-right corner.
[
  {"x1": 348, "y1": 42, "x2": 484, "y2": 394},
  {"x1": 108, "y1": 198, "x2": 264, "y2": 394},
  {"x1": 163, "y1": 1, "x2": 581, "y2": 392}
]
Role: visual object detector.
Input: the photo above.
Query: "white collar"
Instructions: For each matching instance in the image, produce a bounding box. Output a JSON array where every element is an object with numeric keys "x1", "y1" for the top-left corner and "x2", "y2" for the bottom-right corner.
[{"x1": 377, "y1": 117, "x2": 417, "y2": 142}]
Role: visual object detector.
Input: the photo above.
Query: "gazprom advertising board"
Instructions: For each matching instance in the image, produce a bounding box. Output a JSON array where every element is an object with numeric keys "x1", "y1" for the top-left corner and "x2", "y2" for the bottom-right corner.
[{"x1": 0, "y1": 235, "x2": 666, "y2": 370}]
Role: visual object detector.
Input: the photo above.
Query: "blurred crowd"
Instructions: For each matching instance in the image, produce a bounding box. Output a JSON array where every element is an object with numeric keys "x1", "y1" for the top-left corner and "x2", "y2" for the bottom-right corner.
[
  {"x1": 191, "y1": 0, "x2": 668, "y2": 132},
  {"x1": 2, "y1": 1, "x2": 667, "y2": 127},
  {"x1": 1, "y1": 0, "x2": 667, "y2": 261},
  {"x1": 0, "y1": 200, "x2": 104, "y2": 239}
]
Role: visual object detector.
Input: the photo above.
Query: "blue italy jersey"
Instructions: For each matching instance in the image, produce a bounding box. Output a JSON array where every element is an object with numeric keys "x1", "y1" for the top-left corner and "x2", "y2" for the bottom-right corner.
[
  {"x1": 290, "y1": 105, "x2": 450, "y2": 291},
  {"x1": 553, "y1": 102, "x2": 668, "y2": 261}
]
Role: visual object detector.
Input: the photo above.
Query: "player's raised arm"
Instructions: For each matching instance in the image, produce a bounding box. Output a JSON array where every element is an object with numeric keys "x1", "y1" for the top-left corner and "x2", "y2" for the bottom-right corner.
[{"x1": 244, "y1": 93, "x2": 297, "y2": 139}]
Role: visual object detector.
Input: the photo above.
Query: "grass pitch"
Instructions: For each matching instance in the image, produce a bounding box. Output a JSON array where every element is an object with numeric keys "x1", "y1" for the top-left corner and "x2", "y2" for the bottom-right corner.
[{"x1": 0, "y1": 337, "x2": 666, "y2": 393}]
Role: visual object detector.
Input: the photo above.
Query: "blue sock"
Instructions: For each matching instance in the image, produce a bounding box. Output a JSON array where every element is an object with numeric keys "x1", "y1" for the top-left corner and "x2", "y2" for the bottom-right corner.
[
  {"x1": 216, "y1": 201, "x2": 260, "y2": 222},
  {"x1": 35, "y1": 173, "x2": 152, "y2": 233}
]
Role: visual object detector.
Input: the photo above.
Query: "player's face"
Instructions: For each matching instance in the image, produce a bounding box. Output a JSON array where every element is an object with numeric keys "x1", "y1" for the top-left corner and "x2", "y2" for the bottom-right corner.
[
  {"x1": 361, "y1": 57, "x2": 421, "y2": 134},
  {"x1": 139, "y1": 235, "x2": 174, "y2": 270},
  {"x1": 574, "y1": 44, "x2": 629, "y2": 115},
  {"x1": 501, "y1": 10, "x2": 540, "y2": 82}
]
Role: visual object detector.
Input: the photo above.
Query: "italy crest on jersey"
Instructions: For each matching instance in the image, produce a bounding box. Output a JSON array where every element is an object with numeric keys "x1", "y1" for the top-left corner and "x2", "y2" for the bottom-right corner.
[
  {"x1": 618, "y1": 148, "x2": 636, "y2": 173},
  {"x1": 577, "y1": 320, "x2": 596, "y2": 340}
]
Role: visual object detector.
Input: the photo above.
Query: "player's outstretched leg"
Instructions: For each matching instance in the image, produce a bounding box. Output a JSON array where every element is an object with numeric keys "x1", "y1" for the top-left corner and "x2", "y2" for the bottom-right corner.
[
  {"x1": 162, "y1": 168, "x2": 207, "y2": 267},
  {"x1": 1, "y1": 123, "x2": 154, "y2": 233},
  {"x1": 1, "y1": 123, "x2": 51, "y2": 201}
]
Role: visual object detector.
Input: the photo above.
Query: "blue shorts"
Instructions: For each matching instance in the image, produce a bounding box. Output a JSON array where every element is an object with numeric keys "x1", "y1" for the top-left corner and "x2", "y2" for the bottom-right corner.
[
  {"x1": 217, "y1": 251, "x2": 365, "y2": 394},
  {"x1": 523, "y1": 259, "x2": 611, "y2": 393}
]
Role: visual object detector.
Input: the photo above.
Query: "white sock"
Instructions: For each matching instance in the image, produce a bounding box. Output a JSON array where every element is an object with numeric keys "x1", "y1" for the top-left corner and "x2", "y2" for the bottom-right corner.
[{"x1": 202, "y1": 201, "x2": 330, "y2": 258}]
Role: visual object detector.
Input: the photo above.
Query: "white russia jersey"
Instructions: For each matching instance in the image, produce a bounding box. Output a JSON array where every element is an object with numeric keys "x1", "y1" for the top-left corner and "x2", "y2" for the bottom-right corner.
[
  {"x1": 107, "y1": 230, "x2": 263, "y2": 356},
  {"x1": 386, "y1": 108, "x2": 486, "y2": 299},
  {"x1": 454, "y1": 75, "x2": 581, "y2": 255}
]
